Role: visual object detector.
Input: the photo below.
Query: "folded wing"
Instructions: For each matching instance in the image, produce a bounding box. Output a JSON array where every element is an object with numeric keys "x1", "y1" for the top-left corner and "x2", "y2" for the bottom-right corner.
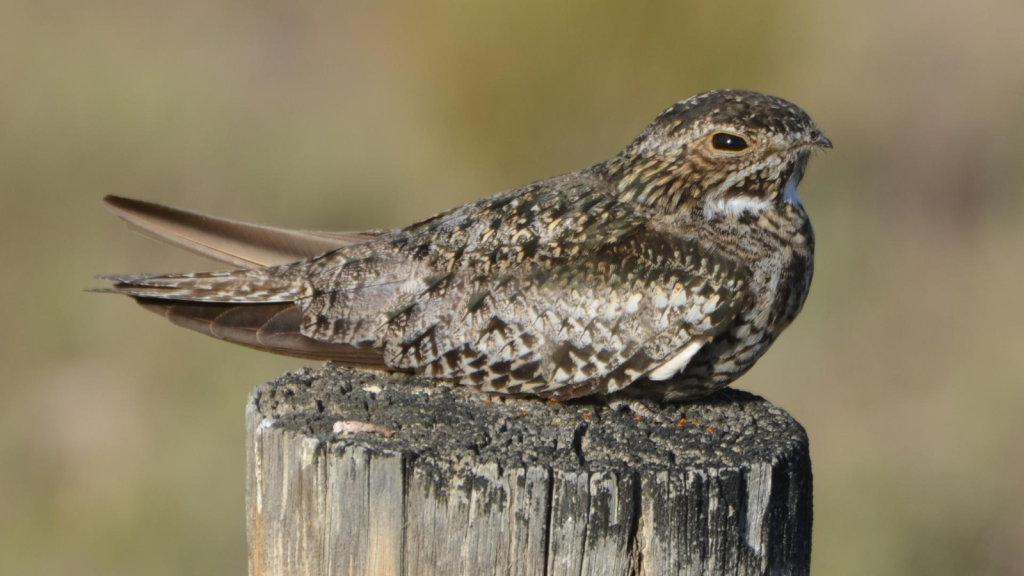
[{"x1": 103, "y1": 195, "x2": 388, "y2": 267}]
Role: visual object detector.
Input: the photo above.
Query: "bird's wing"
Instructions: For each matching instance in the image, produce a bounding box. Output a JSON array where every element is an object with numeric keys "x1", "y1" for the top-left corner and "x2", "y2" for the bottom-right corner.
[
  {"x1": 103, "y1": 195, "x2": 389, "y2": 268},
  {"x1": 293, "y1": 176, "x2": 752, "y2": 398}
]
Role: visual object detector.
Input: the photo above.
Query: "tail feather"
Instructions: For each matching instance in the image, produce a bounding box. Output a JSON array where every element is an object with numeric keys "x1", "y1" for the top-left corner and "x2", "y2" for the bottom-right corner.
[
  {"x1": 136, "y1": 298, "x2": 388, "y2": 366},
  {"x1": 99, "y1": 269, "x2": 304, "y2": 303},
  {"x1": 98, "y1": 195, "x2": 394, "y2": 367}
]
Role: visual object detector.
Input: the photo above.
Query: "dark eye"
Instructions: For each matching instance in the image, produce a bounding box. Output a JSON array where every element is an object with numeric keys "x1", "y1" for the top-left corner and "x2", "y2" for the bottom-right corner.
[{"x1": 711, "y1": 133, "x2": 748, "y2": 151}]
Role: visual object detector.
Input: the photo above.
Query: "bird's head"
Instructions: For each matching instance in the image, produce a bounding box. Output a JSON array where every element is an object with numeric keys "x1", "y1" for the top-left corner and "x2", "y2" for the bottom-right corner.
[{"x1": 610, "y1": 90, "x2": 831, "y2": 219}]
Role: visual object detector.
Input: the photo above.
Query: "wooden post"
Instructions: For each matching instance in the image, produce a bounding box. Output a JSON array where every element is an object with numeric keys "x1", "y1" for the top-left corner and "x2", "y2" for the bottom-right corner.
[{"x1": 246, "y1": 364, "x2": 812, "y2": 576}]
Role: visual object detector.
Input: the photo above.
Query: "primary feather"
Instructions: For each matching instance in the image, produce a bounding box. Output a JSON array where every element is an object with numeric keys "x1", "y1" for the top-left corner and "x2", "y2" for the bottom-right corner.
[{"x1": 103, "y1": 195, "x2": 386, "y2": 267}]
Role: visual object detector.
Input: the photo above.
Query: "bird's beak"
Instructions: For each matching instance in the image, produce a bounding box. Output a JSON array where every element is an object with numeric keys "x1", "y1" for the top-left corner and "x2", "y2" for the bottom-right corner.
[{"x1": 810, "y1": 130, "x2": 832, "y2": 149}]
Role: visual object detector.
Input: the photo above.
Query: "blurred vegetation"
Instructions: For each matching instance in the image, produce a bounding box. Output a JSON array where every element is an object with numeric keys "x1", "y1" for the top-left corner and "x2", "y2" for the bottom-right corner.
[{"x1": 2, "y1": 0, "x2": 1023, "y2": 574}]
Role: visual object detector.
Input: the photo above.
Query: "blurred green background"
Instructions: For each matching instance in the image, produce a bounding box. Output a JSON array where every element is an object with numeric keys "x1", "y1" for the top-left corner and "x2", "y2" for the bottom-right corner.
[{"x1": 2, "y1": 0, "x2": 1023, "y2": 574}]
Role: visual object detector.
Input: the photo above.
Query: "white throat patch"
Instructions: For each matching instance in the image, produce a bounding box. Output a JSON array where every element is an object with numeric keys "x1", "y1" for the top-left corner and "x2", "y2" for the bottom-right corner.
[{"x1": 704, "y1": 196, "x2": 772, "y2": 218}]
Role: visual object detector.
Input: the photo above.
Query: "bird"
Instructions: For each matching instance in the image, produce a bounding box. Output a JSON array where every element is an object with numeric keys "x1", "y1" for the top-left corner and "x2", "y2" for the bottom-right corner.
[{"x1": 96, "y1": 89, "x2": 831, "y2": 403}]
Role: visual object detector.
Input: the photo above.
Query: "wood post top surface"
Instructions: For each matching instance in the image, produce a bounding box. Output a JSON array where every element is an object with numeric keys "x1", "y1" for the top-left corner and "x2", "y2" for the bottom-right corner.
[{"x1": 250, "y1": 363, "x2": 807, "y2": 474}]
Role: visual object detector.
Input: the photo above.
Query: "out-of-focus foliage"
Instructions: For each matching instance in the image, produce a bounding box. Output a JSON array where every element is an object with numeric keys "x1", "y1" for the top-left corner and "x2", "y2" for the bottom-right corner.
[{"x1": 2, "y1": 1, "x2": 1023, "y2": 574}]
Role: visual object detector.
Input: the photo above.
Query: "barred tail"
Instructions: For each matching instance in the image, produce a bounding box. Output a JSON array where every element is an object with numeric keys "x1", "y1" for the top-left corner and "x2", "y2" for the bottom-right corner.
[
  {"x1": 94, "y1": 271, "x2": 387, "y2": 367},
  {"x1": 94, "y1": 269, "x2": 304, "y2": 303},
  {"x1": 134, "y1": 298, "x2": 387, "y2": 367}
]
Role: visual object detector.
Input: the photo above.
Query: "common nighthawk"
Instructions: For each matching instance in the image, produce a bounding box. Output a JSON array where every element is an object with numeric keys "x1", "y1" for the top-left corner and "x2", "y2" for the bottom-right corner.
[{"x1": 98, "y1": 90, "x2": 831, "y2": 402}]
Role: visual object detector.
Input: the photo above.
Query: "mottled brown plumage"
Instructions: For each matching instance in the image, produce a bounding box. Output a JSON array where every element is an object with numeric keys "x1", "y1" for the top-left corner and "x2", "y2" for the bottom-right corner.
[{"x1": 98, "y1": 90, "x2": 831, "y2": 401}]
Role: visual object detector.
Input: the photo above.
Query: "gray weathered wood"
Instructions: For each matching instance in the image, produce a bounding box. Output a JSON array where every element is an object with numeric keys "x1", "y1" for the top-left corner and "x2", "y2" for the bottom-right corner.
[{"x1": 246, "y1": 364, "x2": 812, "y2": 576}]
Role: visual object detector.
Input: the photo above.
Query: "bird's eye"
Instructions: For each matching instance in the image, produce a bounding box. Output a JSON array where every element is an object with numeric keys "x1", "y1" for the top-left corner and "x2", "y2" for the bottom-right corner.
[{"x1": 711, "y1": 133, "x2": 748, "y2": 152}]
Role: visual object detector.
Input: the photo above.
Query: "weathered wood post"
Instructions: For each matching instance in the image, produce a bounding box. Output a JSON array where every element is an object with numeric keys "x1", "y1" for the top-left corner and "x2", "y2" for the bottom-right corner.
[{"x1": 246, "y1": 364, "x2": 812, "y2": 575}]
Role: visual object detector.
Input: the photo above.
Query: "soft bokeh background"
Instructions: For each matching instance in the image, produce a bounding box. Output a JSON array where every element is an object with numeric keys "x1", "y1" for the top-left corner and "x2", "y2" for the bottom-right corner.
[{"x1": 3, "y1": 1, "x2": 1023, "y2": 574}]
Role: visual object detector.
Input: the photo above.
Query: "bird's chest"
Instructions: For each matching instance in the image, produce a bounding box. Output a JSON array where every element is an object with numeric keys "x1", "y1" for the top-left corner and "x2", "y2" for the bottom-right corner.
[
  {"x1": 690, "y1": 231, "x2": 814, "y2": 389},
  {"x1": 733, "y1": 209, "x2": 815, "y2": 333},
  {"x1": 747, "y1": 246, "x2": 813, "y2": 337}
]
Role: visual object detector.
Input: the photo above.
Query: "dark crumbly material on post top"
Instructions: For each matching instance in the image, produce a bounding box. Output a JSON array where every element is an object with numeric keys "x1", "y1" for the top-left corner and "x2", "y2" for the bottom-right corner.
[{"x1": 255, "y1": 364, "x2": 807, "y2": 472}]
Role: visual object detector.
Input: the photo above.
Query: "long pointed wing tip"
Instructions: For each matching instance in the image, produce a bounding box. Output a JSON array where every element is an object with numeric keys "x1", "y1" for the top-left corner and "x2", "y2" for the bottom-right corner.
[
  {"x1": 98, "y1": 194, "x2": 379, "y2": 267},
  {"x1": 102, "y1": 195, "x2": 142, "y2": 214}
]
